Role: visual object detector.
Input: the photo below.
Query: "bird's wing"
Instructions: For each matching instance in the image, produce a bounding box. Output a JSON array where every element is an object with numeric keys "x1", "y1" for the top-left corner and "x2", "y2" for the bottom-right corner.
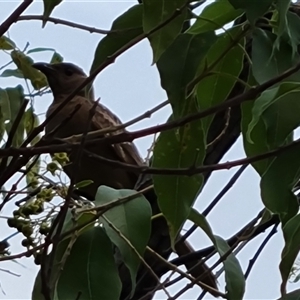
[{"x1": 91, "y1": 102, "x2": 145, "y2": 167}]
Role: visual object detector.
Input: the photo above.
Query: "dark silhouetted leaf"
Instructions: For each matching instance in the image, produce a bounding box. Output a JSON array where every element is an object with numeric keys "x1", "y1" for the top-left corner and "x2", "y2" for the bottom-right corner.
[
  {"x1": 42, "y1": 0, "x2": 63, "y2": 27},
  {"x1": 280, "y1": 214, "x2": 300, "y2": 296},
  {"x1": 143, "y1": 0, "x2": 187, "y2": 63},
  {"x1": 157, "y1": 31, "x2": 217, "y2": 117},
  {"x1": 252, "y1": 28, "x2": 300, "y2": 84},
  {"x1": 0, "y1": 88, "x2": 11, "y2": 121},
  {"x1": 196, "y1": 26, "x2": 245, "y2": 134},
  {"x1": 90, "y1": 5, "x2": 143, "y2": 74},
  {"x1": 153, "y1": 99, "x2": 205, "y2": 244},
  {"x1": 5, "y1": 85, "x2": 26, "y2": 147},
  {"x1": 188, "y1": 0, "x2": 243, "y2": 34},
  {"x1": 229, "y1": 0, "x2": 272, "y2": 24},
  {"x1": 260, "y1": 143, "x2": 300, "y2": 224}
]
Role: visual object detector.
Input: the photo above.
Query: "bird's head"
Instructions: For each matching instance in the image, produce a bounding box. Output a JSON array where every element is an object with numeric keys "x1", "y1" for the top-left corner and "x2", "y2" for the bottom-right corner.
[{"x1": 32, "y1": 62, "x2": 88, "y2": 98}]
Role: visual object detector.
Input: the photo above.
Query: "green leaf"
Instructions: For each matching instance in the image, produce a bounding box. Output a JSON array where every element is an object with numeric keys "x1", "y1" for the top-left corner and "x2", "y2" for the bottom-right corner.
[
  {"x1": 242, "y1": 101, "x2": 272, "y2": 174},
  {"x1": 246, "y1": 85, "x2": 280, "y2": 144},
  {"x1": 95, "y1": 186, "x2": 151, "y2": 296},
  {"x1": 153, "y1": 99, "x2": 205, "y2": 245},
  {"x1": 5, "y1": 85, "x2": 26, "y2": 147},
  {"x1": 252, "y1": 28, "x2": 300, "y2": 85},
  {"x1": 27, "y1": 47, "x2": 56, "y2": 54},
  {"x1": 189, "y1": 209, "x2": 245, "y2": 299},
  {"x1": 284, "y1": 11, "x2": 300, "y2": 56},
  {"x1": 0, "y1": 69, "x2": 24, "y2": 79},
  {"x1": 143, "y1": 0, "x2": 187, "y2": 63},
  {"x1": 50, "y1": 51, "x2": 63, "y2": 64},
  {"x1": 90, "y1": 4, "x2": 143, "y2": 74},
  {"x1": 57, "y1": 209, "x2": 96, "y2": 241},
  {"x1": 11, "y1": 50, "x2": 48, "y2": 89},
  {"x1": 196, "y1": 26, "x2": 245, "y2": 134},
  {"x1": 74, "y1": 180, "x2": 94, "y2": 189},
  {"x1": 188, "y1": 0, "x2": 243, "y2": 34},
  {"x1": 280, "y1": 214, "x2": 300, "y2": 296},
  {"x1": 241, "y1": 71, "x2": 271, "y2": 174},
  {"x1": 261, "y1": 86, "x2": 300, "y2": 149},
  {"x1": 157, "y1": 31, "x2": 217, "y2": 117},
  {"x1": 246, "y1": 82, "x2": 300, "y2": 147},
  {"x1": 260, "y1": 143, "x2": 300, "y2": 224},
  {"x1": 0, "y1": 88, "x2": 11, "y2": 121},
  {"x1": 0, "y1": 36, "x2": 16, "y2": 50},
  {"x1": 42, "y1": 0, "x2": 63, "y2": 27},
  {"x1": 32, "y1": 210, "x2": 97, "y2": 300},
  {"x1": 275, "y1": 0, "x2": 293, "y2": 49},
  {"x1": 55, "y1": 227, "x2": 121, "y2": 300},
  {"x1": 229, "y1": 0, "x2": 272, "y2": 24}
]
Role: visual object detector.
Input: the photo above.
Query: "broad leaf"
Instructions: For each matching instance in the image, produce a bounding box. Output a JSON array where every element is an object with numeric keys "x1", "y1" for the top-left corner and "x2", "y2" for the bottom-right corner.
[
  {"x1": 188, "y1": 0, "x2": 243, "y2": 34},
  {"x1": 153, "y1": 100, "x2": 206, "y2": 244},
  {"x1": 260, "y1": 143, "x2": 300, "y2": 224},
  {"x1": 50, "y1": 52, "x2": 63, "y2": 64},
  {"x1": 189, "y1": 209, "x2": 245, "y2": 300},
  {"x1": 55, "y1": 227, "x2": 121, "y2": 300},
  {"x1": 0, "y1": 88, "x2": 11, "y2": 121},
  {"x1": 157, "y1": 31, "x2": 217, "y2": 117},
  {"x1": 5, "y1": 85, "x2": 26, "y2": 147},
  {"x1": 246, "y1": 82, "x2": 300, "y2": 148},
  {"x1": 90, "y1": 5, "x2": 143, "y2": 74},
  {"x1": 42, "y1": 0, "x2": 63, "y2": 27},
  {"x1": 229, "y1": 0, "x2": 273, "y2": 24},
  {"x1": 252, "y1": 28, "x2": 300, "y2": 85},
  {"x1": 196, "y1": 26, "x2": 245, "y2": 134},
  {"x1": 32, "y1": 209, "x2": 97, "y2": 300},
  {"x1": 95, "y1": 186, "x2": 151, "y2": 296},
  {"x1": 275, "y1": 0, "x2": 294, "y2": 49},
  {"x1": 280, "y1": 214, "x2": 300, "y2": 296},
  {"x1": 143, "y1": 0, "x2": 187, "y2": 63}
]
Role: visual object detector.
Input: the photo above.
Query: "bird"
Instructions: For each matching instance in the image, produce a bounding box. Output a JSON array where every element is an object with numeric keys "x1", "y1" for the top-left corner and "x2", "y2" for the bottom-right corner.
[{"x1": 33, "y1": 62, "x2": 218, "y2": 299}]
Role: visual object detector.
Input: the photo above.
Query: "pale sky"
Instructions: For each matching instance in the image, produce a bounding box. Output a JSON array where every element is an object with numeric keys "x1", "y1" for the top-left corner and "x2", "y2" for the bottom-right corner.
[{"x1": 0, "y1": 1, "x2": 298, "y2": 299}]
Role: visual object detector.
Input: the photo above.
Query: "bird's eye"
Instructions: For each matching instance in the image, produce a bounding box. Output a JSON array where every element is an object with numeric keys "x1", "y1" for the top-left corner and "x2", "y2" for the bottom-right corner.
[{"x1": 65, "y1": 68, "x2": 73, "y2": 76}]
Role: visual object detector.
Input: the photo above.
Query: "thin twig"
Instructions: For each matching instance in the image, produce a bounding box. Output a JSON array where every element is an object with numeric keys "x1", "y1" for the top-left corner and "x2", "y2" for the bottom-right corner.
[
  {"x1": 0, "y1": 0, "x2": 33, "y2": 37},
  {"x1": 17, "y1": 15, "x2": 113, "y2": 35},
  {"x1": 244, "y1": 223, "x2": 278, "y2": 279}
]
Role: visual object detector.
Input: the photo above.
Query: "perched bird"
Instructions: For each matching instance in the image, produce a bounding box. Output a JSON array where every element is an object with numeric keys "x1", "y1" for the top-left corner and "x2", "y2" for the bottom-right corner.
[{"x1": 33, "y1": 62, "x2": 217, "y2": 299}]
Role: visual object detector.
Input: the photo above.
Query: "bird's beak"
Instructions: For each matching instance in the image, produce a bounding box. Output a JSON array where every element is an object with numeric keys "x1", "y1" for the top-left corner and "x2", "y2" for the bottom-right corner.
[{"x1": 32, "y1": 62, "x2": 56, "y2": 75}]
